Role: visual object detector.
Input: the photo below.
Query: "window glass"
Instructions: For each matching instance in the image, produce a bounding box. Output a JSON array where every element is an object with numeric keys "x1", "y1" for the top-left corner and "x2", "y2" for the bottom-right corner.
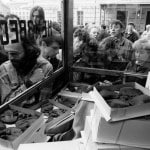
[
  {"x1": 0, "y1": 0, "x2": 63, "y2": 105},
  {"x1": 73, "y1": 0, "x2": 150, "y2": 85},
  {"x1": 0, "y1": 0, "x2": 63, "y2": 72}
]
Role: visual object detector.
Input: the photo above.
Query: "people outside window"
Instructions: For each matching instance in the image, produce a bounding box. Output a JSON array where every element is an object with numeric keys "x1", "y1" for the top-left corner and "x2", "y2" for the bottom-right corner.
[
  {"x1": 125, "y1": 38, "x2": 150, "y2": 85},
  {"x1": 39, "y1": 35, "x2": 63, "y2": 71},
  {"x1": 99, "y1": 20, "x2": 133, "y2": 65},
  {"x1": 97, "y1": 24, "x2": 110, "y2": 42},
  {"x1": 87, "y1": 25, "x2": 100, "y2": 44},
  {"x1": 73, "y1": 27, "x2": 89, "y2": 62},
  {"x1": 125, "y1": 22, "x2": 139, "y2": 43},
  {"x1": 141, "y1": 24, "x2": 150, "y2": 39},
  {"x1": 0, "y1": 37, "x2": 53, "y2": 105},
  {"x1": 97, "y1": 20, "x2": 133, "y2": 83},
  {"x1": 30, "y1": 6, "x2": 60, "y2": 45},
  {"x1": 73, "y1": 27, "x2": 104, "y2": 84}
]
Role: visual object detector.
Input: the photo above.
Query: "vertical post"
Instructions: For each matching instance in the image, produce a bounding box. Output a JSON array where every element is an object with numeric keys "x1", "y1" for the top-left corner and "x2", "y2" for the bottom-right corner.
[
  {"x1": 94, "y1": 0, "x2": 97, "y2": 23},
  {"x1": 104, "y1": 6, "x2": 106, "y2": 25},
  {"x1": 63, "y1": 0, "x2": 73, "y2": 82},
  {"x1": 100, "y1": 4, "x2": 102, "y2": 25}
]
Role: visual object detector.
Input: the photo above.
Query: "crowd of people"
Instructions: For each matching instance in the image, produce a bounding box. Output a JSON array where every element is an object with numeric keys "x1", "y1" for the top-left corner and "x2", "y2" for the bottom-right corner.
[
  {"x1": 1, "y1": 6, "x2": 150, "y2": 106},
  {"x1": 1, "y1": 4, "x2": 150, "y2": 143},
  {"x1": 1, "y1": 7, "x2": 150, "y2": 105},
  {"x1": 0, "y1": 6, "x2": 62, "y2": 105},
  {"x1": 73, "y1": 20, "x2": 150, "y2": 85}
]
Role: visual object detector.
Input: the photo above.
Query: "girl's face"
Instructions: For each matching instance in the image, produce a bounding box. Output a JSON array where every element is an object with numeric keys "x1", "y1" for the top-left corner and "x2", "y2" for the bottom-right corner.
[
  {"x1": 32, "y1": 10, "x2": 40, "y2": 25},
  {"x1": 135, "y1": 48, "x2": 149, "y2": 64},
  {"x1": 89, "y1": 27, "x2": 99, "y2": 39}
]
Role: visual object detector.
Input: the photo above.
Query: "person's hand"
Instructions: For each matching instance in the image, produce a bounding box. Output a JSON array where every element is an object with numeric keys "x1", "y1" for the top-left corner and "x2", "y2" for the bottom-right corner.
[{"x1": 30, "y1": 68, "x2": 44, "y2": 83}]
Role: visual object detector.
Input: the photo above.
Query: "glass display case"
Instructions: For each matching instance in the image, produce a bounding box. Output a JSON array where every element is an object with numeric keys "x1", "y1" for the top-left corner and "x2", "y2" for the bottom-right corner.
[{"x1": 0, "y1": 0, "x2": 150, "y2": 149}]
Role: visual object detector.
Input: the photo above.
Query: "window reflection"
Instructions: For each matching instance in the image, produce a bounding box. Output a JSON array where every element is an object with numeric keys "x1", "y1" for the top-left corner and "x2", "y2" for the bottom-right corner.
[{"x1": 0, "y1": 0, "x2": 63, "y2": 105}]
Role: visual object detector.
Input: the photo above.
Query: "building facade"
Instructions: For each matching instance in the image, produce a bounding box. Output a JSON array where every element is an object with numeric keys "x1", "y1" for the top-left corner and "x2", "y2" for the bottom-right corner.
[
  {"x1": 0, "y1": 0, "x2": 10, "y2": 16},
  {"x1": 1, "y1": 0, "x2": 150, "y2": 33}
]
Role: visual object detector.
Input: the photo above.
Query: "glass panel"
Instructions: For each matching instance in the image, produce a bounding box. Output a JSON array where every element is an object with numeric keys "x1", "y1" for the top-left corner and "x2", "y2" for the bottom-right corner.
[
  {"x1": 0, "y1": 0, "x2": 64, "y2": 105},
  {"x1": 73, "y1": 0, "x2": 150, "y2": 85}
]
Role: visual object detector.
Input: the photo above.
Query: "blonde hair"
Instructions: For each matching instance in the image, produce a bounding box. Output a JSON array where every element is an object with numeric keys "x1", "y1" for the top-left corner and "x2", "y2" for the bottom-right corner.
[
  {"x1": 133, "y1": 38, "x2": 150, "y2": 51},
  {"x1": 87, "y1": 25, "x2": 100, "y2": 34},
  {"x1": 146, "y1": 24, "x2": 150, "y2": 32}
]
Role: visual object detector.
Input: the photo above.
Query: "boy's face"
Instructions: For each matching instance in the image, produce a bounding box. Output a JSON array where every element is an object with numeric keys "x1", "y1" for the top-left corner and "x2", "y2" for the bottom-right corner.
[
  {"x1": 110, "y1": 24, "x2": 123, "y2": 37},
  {"x1": 46, "y1": 42, "x2": 59, "y2": 58}
]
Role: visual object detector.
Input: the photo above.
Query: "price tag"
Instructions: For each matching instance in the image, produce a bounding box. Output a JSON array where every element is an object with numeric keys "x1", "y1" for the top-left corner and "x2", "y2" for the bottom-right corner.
[{"x1": 145, "y1": 72, "x2": 150, "y2": 90}]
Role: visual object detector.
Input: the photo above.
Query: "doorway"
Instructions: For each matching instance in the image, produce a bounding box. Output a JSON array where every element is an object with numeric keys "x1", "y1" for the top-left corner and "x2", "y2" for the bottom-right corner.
[
  {"x1": 117, "y1": 11, "x2": 127, "y2": 27},
  {"x1": 146, "y1": 11, "x2": 150, "y2": 27}
]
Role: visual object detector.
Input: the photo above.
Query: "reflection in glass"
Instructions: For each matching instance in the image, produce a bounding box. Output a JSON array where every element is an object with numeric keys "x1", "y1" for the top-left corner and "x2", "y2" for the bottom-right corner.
[{"x1": 0, "y1": 0, "x2": 63, "y2": 105}]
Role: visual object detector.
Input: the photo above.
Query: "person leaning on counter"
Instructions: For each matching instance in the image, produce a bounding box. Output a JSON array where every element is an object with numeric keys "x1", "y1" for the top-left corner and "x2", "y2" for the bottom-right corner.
[{"x1": 0, "y1": 37, "x2": 53, "y2": 105}]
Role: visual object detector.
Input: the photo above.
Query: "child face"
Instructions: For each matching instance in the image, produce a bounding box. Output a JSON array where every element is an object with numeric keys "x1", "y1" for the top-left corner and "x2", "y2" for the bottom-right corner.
[
  {"x1": 89, "y1": 27, "x2": 99, "y2": 39},
  {"x1": 135, "y1": 48, "x2": 149, "y2": 64},
  {"x1": 32, "y1": 10, "x2": 40, "y2": 25},
  {"x1": 109, "y1": 24, "x2": 123, "y2": 37}
]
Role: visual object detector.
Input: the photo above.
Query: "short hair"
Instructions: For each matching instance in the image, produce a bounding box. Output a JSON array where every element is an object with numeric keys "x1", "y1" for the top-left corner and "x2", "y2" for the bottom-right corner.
[
  {"x1": 73, "y1": 28, "x2": 89, "y2": 42},
  {"x1": 30, "y1": 6, "x2": 45, "y2": 21},
  {"x1": 40, "y1": 35, "x2": 63, "y2": 47},
  {"x1": 128, "y1": 22, "x2": 135, "y2": 28},
  {"x1": 132, "y1": 38, "x2": 150, "y2": 51},
  {"x1": 110, "y1": 20, "x2": 124, "y2": 29}
]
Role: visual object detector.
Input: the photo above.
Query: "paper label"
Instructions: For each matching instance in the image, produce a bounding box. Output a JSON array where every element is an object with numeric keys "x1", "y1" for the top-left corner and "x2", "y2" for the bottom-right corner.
[{"x1": 145, "y1": 72, "x2": 150, "y2": 90}]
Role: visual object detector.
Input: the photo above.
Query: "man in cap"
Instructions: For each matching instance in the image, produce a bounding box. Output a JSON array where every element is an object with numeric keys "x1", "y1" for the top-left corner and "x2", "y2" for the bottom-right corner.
[{"x1": 0, "y1": 37, "x2": 53, "y2": 105}]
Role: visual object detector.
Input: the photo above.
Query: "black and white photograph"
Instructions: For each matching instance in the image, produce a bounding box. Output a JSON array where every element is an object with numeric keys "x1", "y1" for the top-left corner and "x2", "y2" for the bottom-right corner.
[{"x1": 0, "y1": 0, "x2": 150, "y2": 149}]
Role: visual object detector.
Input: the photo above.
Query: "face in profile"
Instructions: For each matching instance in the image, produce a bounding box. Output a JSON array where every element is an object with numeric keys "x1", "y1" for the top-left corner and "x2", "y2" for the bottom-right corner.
[
  {"x1": 73, "y1": 37, "x2": 83, "y2": 55},
  {"x1": 45, "y1": 42, "x2": 60, "y2": 59},
  {"x1": 4, "y1": 43, "x2": 25, "y2": 69}
]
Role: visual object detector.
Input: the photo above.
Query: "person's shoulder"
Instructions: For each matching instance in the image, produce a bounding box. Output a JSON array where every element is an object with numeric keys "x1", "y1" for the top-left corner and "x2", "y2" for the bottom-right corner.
[
  {"x1": 37, "y1": 56, "x2": 51, "y2": 66},
  {"x1": 123, "y1": 37, "x2": 133, "y2": 44},
  {"x1": 0, "y1": 61, "x2": 12, "y2": 76},
  {"x1": 37, "y1": 56, "x2": 53, "y2": 73},
  {"x1": 0, "y1": 60, "x2": 12, "y2": 69},
  {"x1": 51, "y1": 28, "x2": 60, "y2": 36}
]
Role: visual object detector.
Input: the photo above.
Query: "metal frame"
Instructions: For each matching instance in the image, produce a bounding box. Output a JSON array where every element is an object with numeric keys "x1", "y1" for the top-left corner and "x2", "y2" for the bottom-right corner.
[{"x1": 0, "y1": 0, "x2": 148, "y2": 109}]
